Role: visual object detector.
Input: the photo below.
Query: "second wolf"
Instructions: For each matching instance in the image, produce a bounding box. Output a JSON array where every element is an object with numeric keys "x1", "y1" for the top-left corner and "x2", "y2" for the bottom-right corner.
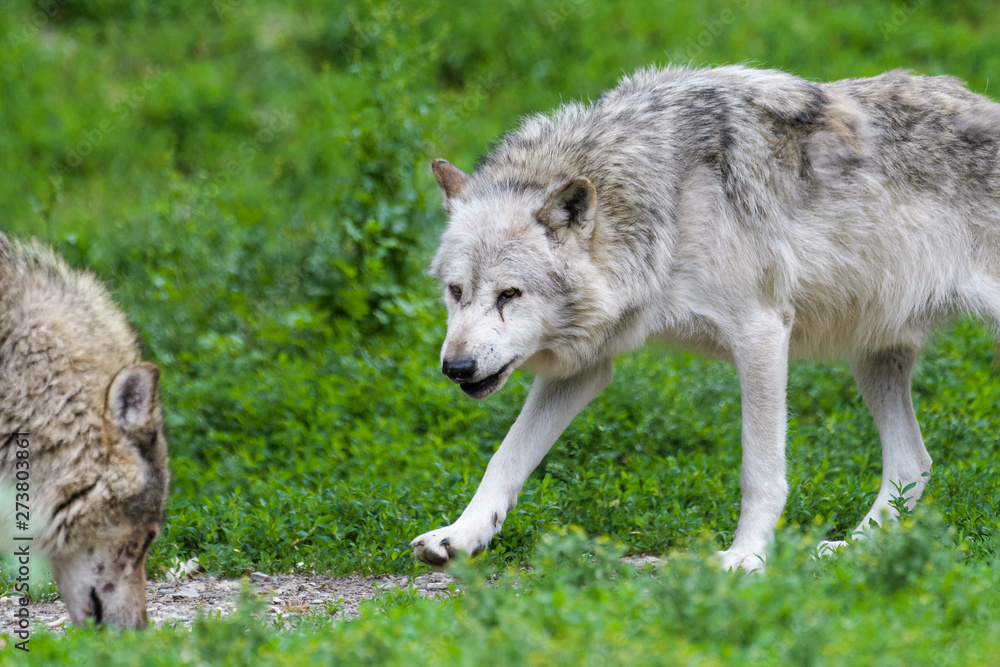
[
  {"x1": 0, "y1": 233, "x2": 168, "y2": 628},
  {"x1": 411, "y1": 65, "x2": 1000, "y2": 571}
]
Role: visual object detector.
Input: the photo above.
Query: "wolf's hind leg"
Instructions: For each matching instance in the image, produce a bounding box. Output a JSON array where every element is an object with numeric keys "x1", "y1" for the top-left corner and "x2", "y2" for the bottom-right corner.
[
  {"x1": 411, "y1": 359, "x2": 613, "y2": 567},
  {"x1": 818, "y1": 347, "x2": 932, "y2": 555},
  {"x1": 852, "y1": 347, "x2": 932, "y2": 528}
]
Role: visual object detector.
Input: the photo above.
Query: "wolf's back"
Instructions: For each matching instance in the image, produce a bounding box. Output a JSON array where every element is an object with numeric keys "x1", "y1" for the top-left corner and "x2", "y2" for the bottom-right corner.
[{"x1": 0, "y1": 231, "x2": 15, "y2": 282}]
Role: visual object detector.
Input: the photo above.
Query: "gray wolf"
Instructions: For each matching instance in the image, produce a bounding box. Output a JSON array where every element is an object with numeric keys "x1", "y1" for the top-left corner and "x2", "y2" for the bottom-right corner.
[
  {"x1": 0, "y1": 233, "x2": 168, "y2": 628},
  {"x1": 411, "y1": 65, "x2": 1000, "y2": 571}
]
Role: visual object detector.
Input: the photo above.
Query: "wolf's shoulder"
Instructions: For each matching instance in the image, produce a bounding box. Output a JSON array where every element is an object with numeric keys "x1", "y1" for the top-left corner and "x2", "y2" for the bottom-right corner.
[{"x1": 0, "y1": 233, "x2": 138, "y2": 364}]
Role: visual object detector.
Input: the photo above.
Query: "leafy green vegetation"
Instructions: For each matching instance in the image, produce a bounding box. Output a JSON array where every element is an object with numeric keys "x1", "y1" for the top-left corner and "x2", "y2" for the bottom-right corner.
[
  {"x1": 22, "y1": 525, "x2": 1000, "y2": 665},
  {"x1": 2, "y1": 0, "x2": 1000, "y2": 662}
]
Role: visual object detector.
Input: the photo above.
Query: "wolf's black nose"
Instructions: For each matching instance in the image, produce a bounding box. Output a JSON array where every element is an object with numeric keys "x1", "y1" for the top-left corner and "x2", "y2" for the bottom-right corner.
[{"x1": 442, "y1": 358, "x2": 476, "y2": 382}]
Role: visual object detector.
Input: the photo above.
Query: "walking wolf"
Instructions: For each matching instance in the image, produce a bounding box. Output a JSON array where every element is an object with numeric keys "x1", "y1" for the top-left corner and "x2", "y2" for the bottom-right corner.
[{"x1": 412, "y1": 65, "x2": 1000, "y2": 571}]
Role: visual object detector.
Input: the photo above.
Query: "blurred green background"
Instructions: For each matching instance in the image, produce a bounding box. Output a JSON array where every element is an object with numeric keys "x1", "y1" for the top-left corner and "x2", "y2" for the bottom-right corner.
[{"x1": 1, "y1": 0, "x2": 999, "y2": 582}]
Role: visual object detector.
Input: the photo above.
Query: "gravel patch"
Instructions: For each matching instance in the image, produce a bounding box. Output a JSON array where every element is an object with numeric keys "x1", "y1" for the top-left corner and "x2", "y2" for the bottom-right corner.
[
  {"x1": 0, "y1": 571, "x2": 459, "y2": 635},
  {"x1": 1, "y1": 556, "x2": 661, "y2": 636}
]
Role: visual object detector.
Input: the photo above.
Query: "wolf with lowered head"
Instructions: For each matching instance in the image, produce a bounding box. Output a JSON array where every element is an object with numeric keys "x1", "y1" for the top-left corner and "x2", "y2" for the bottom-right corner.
[{"x1": 1, "y1": 233, "x2": 168, "y2": 628}]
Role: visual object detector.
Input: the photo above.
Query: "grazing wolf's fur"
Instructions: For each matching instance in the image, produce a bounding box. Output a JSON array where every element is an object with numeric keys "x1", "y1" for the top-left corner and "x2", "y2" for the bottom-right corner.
[
  {"x1": 411, "y1": 65, "x2": 1000, "y2": 571},
  {"x1": 0, "y1": 233, "x2": 168, "y2": 628}
]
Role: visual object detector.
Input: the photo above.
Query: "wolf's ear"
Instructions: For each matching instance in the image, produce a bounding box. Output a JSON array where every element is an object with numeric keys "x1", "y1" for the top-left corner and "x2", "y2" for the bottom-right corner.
[
  {"x1": 107, "y1": 363, "x2": 160, "y2": 429},
  {"x1": 432, "y1": 159, "x2": 470, "y2": 213},
  {"x1": 535, "y1": 177, "x2": 597, "y2": 245}
]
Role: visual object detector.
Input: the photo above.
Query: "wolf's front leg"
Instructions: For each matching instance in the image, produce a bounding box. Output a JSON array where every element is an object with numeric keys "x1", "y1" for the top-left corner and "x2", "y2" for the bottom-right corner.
[
  {"x1": 715, "y1": 308, "x2": 793, "y2": 572},
  {"x1": 412, "y1": 360, "x2": 613, "y2": 566}
]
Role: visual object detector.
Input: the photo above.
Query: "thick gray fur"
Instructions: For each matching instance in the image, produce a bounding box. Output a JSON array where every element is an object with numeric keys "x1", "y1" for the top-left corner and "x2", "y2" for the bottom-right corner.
[
  {"x1": 413, "y1": 65, "x2": 1000, "y2": 571},
  {"x1": 0, "y1": 233, "x2": 168, "y2": 627}
]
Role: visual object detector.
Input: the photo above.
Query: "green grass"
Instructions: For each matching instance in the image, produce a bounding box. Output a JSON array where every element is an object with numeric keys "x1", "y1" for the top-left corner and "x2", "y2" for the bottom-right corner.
[
  {"x1": 20, "y1": 525, "x2": 1000, "y2": 665},
  {"x1": 2, "y1": 0, "x2": 1000, "y2": 663}
]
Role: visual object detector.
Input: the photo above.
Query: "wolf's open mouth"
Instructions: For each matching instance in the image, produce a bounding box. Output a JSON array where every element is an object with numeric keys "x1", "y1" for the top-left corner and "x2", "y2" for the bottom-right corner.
[{"x1": 460, "y1": 362, "x2": 511, "y2": 399}]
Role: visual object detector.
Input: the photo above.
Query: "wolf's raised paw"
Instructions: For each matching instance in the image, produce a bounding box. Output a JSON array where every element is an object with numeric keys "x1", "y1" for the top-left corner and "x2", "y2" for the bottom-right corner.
[
  {"x1": 411, "y1": 524, "x2": 487, "y2": 568},
  {"x1": 411, "y1": 534, "x2": 453, "y2": 568},
  {"x1": 714, "y1": 548, "x2": 766, "y2": 573}
]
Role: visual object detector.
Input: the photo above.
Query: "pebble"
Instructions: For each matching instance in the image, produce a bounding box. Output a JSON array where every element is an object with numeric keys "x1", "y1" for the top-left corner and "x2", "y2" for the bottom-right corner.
[
  {"x1": 424, "y1": 581, "x2": 451, "y2": 591},
  {"x1": 172, "y1": 588, "x2": 201, "y2": 599},
  {"x1": 166, "y1": 557, "x2": 201, "y2": 582},
  {"x1": 620, "y1": 555, "x2": 665, "y2": 567}
]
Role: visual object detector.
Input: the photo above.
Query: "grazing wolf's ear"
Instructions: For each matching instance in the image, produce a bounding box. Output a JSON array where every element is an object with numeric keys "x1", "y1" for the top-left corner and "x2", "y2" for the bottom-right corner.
[
  {"x1": 107, "y1": 363, "x2": 160, "y2": 429},
  {"x1": 535, "y1": 177, "x2": 597, "y2": 246},
  {"x1": 432, "y1": 159, "x2": 471, "y2": 213}
]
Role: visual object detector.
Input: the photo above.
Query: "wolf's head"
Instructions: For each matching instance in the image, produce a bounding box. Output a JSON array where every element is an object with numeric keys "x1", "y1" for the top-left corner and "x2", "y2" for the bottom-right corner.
[
  {"x1": 429, "y1": 159, "x2": 601, "y2": 399},
  {"x1": 45, "y1": 362, "x2": 168, "y2": 629}
]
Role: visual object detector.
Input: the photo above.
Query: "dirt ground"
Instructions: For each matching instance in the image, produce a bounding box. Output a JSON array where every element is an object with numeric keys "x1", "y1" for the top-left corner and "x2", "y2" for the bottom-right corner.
[
  {"x1": 0, "y1": 556, "x2": 661, "y2": 635},
  {"x1": 0, "y1": 570, "x2": 458, "y2": 635}
]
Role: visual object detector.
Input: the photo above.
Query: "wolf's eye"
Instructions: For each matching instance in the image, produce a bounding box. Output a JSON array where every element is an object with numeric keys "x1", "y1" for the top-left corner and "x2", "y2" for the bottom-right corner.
[
  {"x1": 496, "y1": 287, "x2": 522, "y2": 317},
  {"x1": 448, "y1": 284, "x2": 463, "y2": 301}
]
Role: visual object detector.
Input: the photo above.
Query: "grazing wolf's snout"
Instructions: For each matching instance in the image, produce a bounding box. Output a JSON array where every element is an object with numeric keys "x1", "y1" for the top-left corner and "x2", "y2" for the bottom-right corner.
[
  {"x1": 442, "y1": 357, "x2": 477, "y2": 382},
  {"x1": 412, "y1": 64, "x2": 1000, "y2": 572}
]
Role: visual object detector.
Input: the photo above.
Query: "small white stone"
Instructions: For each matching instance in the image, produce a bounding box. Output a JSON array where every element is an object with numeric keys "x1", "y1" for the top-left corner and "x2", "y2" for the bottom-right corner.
[
  {"x1": 166, "y1": 556, "x2": 201, "y2": 582},
  {"x1": 620, "y1": 555, "x2": 664, "y2": 567},
  {"x1": 172, "y1": 586, "x2": 201, "y2": 599}
]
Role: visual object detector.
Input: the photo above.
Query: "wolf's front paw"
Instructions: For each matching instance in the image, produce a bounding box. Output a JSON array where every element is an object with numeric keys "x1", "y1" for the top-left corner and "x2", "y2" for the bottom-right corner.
[
  {"x1": 714, "y1": 548, "x2": 766, "y2": 573},
  {"x1": 814, "y1": 540, "x2": 848, "y2": 559},
  {"x1": 411, "y1": 520, "x2": 493, "y2": 568}
]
